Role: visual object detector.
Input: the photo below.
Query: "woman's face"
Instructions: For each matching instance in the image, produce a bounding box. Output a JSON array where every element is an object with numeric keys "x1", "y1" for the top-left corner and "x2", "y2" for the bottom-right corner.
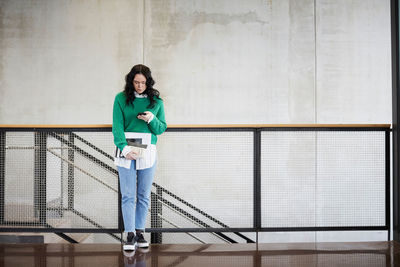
[{"x1": 133, "y1": 74, "x2": 147, "y2": 94}]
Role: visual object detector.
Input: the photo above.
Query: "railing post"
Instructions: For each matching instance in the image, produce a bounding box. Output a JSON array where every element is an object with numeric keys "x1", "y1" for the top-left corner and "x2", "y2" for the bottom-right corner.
[
  {"x1": 118, "y1": 176, "x2": 123, "y2": 232},
  {"x1": 68, "y1": 133, "x2": 74, "y2": 210},
  {"x1": 34, "y1": 132, "x2": 47, "y2": 225},
  {"x1": 391, "y1": 0, "x2": 400, "y2": 242},
  {"x1": 151, "y1": 187, "x2": 162, "y2": 244},
  {"x1": 386, "y1": 129, "x2": 391, "y2": 241},
  {"x1": 254, "y1": 129, "x2": 261, "y2": 236},
  {"x1": 0, "y1": 131, "x2": 5, "y2": 224}
]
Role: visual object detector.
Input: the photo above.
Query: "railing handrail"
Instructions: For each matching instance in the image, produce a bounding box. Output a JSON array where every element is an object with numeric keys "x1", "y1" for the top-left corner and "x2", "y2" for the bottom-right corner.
[{"x1": 0, "y1": 124, "x2": 392, "y2": 129}]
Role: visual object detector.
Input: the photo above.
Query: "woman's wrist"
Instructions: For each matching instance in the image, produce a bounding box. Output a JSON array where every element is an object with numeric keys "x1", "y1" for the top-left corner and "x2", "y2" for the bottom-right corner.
[
  {"x1": 147, "y1": 113, "x2": 154, "y2": 124},
  {"x1": 122, "y1": 146, "x2": 132, "y2": 157}
]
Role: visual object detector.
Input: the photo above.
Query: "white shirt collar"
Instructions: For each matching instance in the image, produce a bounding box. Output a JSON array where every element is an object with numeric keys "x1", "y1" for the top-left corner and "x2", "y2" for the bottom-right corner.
[{"x1": 134, "y1": 91, "x2": 147, "y2": 98}]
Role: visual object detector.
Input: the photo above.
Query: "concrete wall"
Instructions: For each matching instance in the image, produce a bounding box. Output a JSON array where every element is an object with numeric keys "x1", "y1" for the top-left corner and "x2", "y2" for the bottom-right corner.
[
  {"x1": 0, "y1": 0, "x2": 143, "y2": 124},
  {"x1": 0, "y1": 0, "x2": 391, "y2": 124}
]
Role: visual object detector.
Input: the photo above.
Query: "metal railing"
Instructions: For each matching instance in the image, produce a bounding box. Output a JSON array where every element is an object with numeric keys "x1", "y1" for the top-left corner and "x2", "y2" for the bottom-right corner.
[{"x1": 0, "y1": 124, "x2": 391, "y2": 243}]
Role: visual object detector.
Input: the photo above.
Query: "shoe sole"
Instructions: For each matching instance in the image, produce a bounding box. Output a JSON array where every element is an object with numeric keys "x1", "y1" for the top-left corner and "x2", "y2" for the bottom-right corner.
[
  {"x1": 123, "y1": 244, "x2": 136, "y2": 251},
  {"x1": 136, "y1": 242, "x2": 149, "y2": 248}
]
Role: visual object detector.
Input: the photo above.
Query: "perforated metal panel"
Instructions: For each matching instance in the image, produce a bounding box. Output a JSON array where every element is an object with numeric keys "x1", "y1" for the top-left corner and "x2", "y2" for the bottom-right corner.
[
  {"x1": 153, "y1": 131, "x2": 254, "y2": 230},
  {"x1": 261, "y1": 131, "x2": 316, "y2": 228},
  {"x1": 316, "y1": 131, "x2": 385, "y2": 227},
  {"x1": 261, "y1": 130, "x2": 386, "y2": 228},
  {"x1": 4, "y1": 132, "x2": 37, "y2": 224},
  {"x1": 2, "y1": 131, "x2": 119, "y2": 230}
]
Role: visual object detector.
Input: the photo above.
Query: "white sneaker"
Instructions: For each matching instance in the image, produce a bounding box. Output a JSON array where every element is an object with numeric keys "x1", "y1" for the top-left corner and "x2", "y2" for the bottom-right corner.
[
  {"x1": 123, "y1": 232, "x2": 136, "y2": 251},
  {"x1": 123, "y1": 242, "x2": 136, "y2": 251},
  {"x1": 134, "y1": 232, "x2": 149, "y2": 248}
]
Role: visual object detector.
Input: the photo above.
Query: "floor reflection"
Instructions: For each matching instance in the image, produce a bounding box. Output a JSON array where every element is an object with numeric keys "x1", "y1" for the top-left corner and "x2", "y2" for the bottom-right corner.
[
  {"x1": 123, "y1": 248, "x2": 148, "y2": 267},
  {"x1": 0, "y1": 242, "x2": 397, "y2": 267}
]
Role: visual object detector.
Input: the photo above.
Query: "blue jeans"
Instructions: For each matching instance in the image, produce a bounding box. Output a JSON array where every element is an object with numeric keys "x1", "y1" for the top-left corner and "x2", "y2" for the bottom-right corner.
[{"x1": 118, "y1": 160, "x2": 156, "y2": 232}]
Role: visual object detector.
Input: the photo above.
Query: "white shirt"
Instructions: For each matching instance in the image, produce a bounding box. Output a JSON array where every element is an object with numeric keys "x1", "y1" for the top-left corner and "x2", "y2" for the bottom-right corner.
[{"x1": 114, "y1": 132, "x2": 157, "y2": 170}]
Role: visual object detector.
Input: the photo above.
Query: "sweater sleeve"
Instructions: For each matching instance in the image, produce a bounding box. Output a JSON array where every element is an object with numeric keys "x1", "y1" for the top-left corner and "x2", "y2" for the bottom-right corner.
[
  {"x1": 148, "y1": 99, "x2": 167, "y2": 135},
  {"x1": 112, "y1": 95, "x2": 127, "y2": 151}
]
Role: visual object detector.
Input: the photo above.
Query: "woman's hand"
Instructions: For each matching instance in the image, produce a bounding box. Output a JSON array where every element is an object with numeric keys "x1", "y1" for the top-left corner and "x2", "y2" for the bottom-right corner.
[
  {"x1": 125, "y1": 151, "x2": 139, "y2": 160},
  {"x1": 137, "y1": 111, "x2": 153, "y2": 123}
]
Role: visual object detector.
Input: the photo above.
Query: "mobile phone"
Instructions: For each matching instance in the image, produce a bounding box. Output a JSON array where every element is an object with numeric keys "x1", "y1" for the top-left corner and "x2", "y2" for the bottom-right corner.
[{"x1": 137, "y1": 112, "x2": 147, "y2": 116}]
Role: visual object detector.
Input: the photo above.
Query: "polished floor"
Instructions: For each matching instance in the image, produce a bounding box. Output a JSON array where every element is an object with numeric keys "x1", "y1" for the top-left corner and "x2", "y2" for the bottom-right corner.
[{"x1": 0, "y1": 241, "x2": 399, "y2": 267}]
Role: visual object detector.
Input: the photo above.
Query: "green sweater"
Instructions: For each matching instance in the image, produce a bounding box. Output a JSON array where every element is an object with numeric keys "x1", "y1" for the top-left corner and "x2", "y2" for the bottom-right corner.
[{"x1": 112, "y1": 92, "x2": 167, "y2": 151}]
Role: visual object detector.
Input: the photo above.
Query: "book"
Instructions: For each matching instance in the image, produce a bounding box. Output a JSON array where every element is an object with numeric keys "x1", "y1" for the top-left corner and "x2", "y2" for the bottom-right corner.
[{"x1": 115, "y1": 138, "x2": 148, "y2": 158}]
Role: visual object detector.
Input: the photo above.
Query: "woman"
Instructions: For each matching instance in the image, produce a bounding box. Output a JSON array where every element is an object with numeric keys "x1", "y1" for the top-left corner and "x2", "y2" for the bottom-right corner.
[{"x1": 112, "y1": 64, "x2": 167, "y2": 251}]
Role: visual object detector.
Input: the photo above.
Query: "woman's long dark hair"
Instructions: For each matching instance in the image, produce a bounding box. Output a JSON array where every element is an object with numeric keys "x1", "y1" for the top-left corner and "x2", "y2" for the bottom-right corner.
[{"x1": 124, "y1": 64, "x2": 160, "y2": 108}]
